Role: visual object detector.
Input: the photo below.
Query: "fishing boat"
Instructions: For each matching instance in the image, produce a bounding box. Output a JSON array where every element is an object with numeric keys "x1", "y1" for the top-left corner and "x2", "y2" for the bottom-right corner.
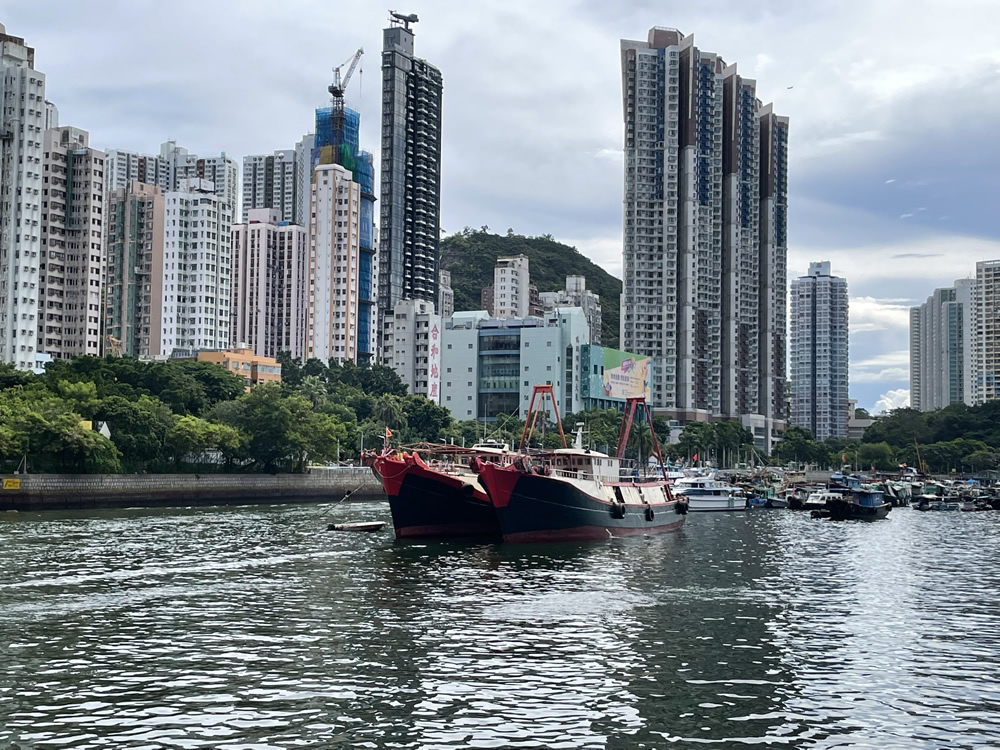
[
  {"x1": 672, "y1": 474, "x2": 749, "y2": 512},
  {"x1": 474, "y1": 386, "x2": 687, "y2": 543},
  {"x1": 825, "y1": 487, "x2": 891, "y2": 519},
  {"x1": 371, "y1": 440, "x2": 513, "y2": 539}
]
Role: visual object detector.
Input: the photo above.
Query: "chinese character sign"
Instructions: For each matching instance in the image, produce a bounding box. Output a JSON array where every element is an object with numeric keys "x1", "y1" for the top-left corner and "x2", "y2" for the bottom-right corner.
[{"x1": 428, "y1": 319, "x2": 442, "y2": 404}]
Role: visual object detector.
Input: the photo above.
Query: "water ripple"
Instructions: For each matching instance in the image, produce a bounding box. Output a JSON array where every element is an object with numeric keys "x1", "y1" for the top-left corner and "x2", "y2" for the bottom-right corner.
[{"x1": 3, "y1": 504, "x2": 1000, "y2": 747}]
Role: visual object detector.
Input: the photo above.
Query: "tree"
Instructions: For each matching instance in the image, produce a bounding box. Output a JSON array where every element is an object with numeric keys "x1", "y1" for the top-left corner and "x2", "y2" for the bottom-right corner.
[
  {"x1": 964, "y1": 450, "x2": 999, "y2": 472},
  {"x1": 678, "y1": 421, "x2": 714, "y2": 461},
  {"x1": 373, "y1": 394, "x2": 407, "y2": 432},
  {"x1": 21, "y1": 411, "x2": 121, "y2": 473},
  {"x1": 402, "y1": 395, "x2": 452, "y2": 441},
  {"x1": 771, "y1": 425, "x2": 815, "y2": 465},
  {"x1": 276, "y1": 352, "x2": 304, "y2": 388},
  {"x1": 857, "y1": 442, "x2": 896, "y2": 471},
  {"x1": 166, "y1": 415, "x2": 219, "y2": 465},
  {"x1": 297, "y1": 375, "x2": 329, "y2": 409},
  {"x1": 96, "y1": 395, "x2": 172, "y2": 471}
]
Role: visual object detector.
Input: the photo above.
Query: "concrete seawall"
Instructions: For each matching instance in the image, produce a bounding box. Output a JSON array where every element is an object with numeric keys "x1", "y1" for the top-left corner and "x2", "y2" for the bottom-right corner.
[{"x1": 0, "y1": 468, "x2": 386, "y2": 511}]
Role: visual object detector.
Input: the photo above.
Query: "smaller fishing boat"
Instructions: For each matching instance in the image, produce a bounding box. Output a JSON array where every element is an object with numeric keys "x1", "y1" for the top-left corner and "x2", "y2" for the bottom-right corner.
[
  {"x1": 913, "y1": 496, "x2": 961, "y2": 511},
  {"x1": 825, "y1": 486, "x2": 891, "y2": 520},
  {"x1": 803, "y1": 489, "x2": 840, "y2": 511}
]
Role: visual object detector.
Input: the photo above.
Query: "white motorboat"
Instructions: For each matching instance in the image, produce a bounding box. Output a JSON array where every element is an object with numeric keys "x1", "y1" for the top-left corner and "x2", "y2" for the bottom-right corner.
[{"x1": 672, "y1": 475, "x2": 749, "y2": 512}]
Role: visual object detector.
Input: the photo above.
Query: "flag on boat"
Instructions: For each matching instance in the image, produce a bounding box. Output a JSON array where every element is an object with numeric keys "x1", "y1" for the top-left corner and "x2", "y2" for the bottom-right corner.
[{"x1": 385, "y1": 427, "x2": 393, "y2": 437}]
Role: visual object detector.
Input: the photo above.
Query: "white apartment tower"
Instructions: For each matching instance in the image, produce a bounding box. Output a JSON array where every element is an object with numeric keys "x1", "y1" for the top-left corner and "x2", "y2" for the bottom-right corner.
[
  {"x1": 909, "y1": 282, "x2": 973, "y2": 411},
  {"x1": 307, "y1": 163, "x2": 369, "y2": 363},
  {"x1": 971, "y1": 260, "x2": 1000, "y2": 405},
  {"x1": 241, "y1": 149, "x2": 300, "y2": 225},
  {"x1": 231, "y1": 208, "x2": 308, "y2": 359},
  {"x1": 39, "y1": 126, "x2": 105, "y2": 359},
  {"x1": 620, "y1": 27, "x2": 788, "y2": 448},
  {"x1": 789, "y1": 262, "x2": 849, "y2": 440},
  {"x1": 491, "y1": 255, "x2": 531, "y2": 319},
  {"x1": 158, "y1": 178, "x2": 232, "y2": 355},
  {"x1": 382, "y1": 298, "x2": 442, "y2": 402},
  {"x1": 105, "y1": 141, "x2": 238, "y2": 212},
  {"x1": 0, "y1": 25, "x2": 45, "y2": 368}
]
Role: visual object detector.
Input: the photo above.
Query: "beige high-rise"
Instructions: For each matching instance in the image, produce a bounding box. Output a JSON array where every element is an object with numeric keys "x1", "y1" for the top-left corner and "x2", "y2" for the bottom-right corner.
[{"x1": 39, "y1": 126, "x2": 105, "y2": 359}]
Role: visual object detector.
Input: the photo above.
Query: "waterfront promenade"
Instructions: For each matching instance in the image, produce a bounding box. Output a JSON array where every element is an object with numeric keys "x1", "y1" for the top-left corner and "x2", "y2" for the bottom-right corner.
[{"x1": 0, "y1": 468, "x2": 385, "y2": 511}]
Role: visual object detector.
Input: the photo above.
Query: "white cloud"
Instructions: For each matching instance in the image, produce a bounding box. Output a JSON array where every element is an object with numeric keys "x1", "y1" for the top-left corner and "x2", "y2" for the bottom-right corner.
[
  {"x1": 851, "y1": 349, "x2": 909, "y2": 384},
  {"x1": 850, "y1": 297, "x2": 914, "y2": 334},
  {"x1": 874, "y1": 388, "x2": 910, "y2": 414}
]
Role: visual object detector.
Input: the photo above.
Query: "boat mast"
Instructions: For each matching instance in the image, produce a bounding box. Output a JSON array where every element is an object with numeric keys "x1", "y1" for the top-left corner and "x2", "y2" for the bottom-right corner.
[
  {"x1": 614, "y1": 397, "x2": 667, "y2": 478},
  {"x1": 518, "y1": 385, "x2": 567, "y2": 452}
]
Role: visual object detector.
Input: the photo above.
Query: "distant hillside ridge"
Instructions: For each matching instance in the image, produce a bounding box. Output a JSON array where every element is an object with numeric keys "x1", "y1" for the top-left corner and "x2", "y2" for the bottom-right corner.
[{"x1": 438, "y1": 229, "x2": 622, "y2": 347}]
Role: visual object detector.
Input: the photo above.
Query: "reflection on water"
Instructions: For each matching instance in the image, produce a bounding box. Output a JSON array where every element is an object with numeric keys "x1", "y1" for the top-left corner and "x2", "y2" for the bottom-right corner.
[{"x1": 2, "y1": 504, "x2": 1000, "y2": 748}]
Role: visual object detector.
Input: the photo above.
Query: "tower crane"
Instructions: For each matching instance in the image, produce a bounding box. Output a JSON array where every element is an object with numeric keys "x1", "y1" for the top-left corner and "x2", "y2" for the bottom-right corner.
[{"x1": 329, "y1": 48, "x2": 363, "y2": 102}]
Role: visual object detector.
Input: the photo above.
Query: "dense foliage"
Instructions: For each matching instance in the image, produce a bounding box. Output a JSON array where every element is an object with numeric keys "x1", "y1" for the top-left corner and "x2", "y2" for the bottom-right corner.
[
  {"x1": 439, "y1": 228, "x2": 623, "y2": 347},
  {"x1": 763, "y1": 403, "x2": 1000, "y2": 474},
  {"x1": 0, "y1": 357, "x2": 419, "y2": 474},
  {"x1": 1, "y1": 354, "x2": 758, "y2": 474}
]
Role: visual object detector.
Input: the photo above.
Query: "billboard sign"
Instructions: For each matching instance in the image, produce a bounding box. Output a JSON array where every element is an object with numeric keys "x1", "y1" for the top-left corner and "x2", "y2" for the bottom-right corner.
[{"x1": 601, "y1": 349, "x2": 651, "y2": 400}]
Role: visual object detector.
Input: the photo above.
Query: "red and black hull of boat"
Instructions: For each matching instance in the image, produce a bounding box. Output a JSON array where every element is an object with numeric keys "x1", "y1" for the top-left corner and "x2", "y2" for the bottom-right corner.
[
  {"x1": 478, "y1": 464, "x2": 686, "y2": 543},
  {"x1": 374, "y1": 455, "x2": 501, "y2": 540}
]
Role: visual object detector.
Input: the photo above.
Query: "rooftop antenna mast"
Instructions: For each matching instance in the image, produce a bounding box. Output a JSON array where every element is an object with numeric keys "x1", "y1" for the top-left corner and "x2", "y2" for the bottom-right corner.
[{"x1": 389, "y1": 10, "x2": 419, "y2": 30}]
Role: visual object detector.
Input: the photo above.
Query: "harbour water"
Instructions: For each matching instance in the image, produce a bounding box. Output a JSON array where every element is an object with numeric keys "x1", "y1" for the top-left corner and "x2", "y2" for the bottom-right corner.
[{"x1": 2, "y1": 503, "x2": 1000, "y2": 748}]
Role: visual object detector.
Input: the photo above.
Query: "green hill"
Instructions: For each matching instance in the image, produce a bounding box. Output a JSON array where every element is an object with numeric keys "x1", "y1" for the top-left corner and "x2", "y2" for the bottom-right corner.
[{"x1": 439, "y1": 229, "x2": 621, "y2": 347}]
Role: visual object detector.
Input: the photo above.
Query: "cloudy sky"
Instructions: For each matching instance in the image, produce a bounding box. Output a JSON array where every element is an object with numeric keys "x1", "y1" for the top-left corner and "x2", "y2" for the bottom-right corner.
[{"x1": 7, "y1": 0, "x2": 1000, "y2": 412}]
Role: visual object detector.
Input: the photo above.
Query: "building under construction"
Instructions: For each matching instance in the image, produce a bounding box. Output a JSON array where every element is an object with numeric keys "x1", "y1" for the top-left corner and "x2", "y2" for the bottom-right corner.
[{"x1": 307, "y1": 49, "x2": 377, "y2": 364}]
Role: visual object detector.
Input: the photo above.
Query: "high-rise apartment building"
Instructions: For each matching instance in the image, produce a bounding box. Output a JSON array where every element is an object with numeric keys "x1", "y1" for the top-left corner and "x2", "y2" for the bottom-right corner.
[
  {"x1": 438, "y1": 269, "x2": 454, "y2": 319},
  {"x1": 231, "y1": 208, "x2": 308, "y2": 359},
  {"x1": 758, "y1": 105, "x2": 789, "y2": 426},
  {"x1": 0, "y1": 24, "x2": 45, "y2": 369},
  {"x1": 159, "y1": 178, "x2": 232, "y2": 355},
  {"x1": 38, "y1": 126, "x2": 105, "y2": 359},
  {"x1": 305, "y1": 81, "x2": 377, "y2": 363},
  {"x1": 106, "y1": 178, "x2": 231, "y2": 357},
  {"x1": 620, "y1": 27, "x2": 787, "y2": 449},
  {"x1": 970, "y1": 261, "x2": 1000, "y2": 405},
  {"x1": 307, "y1": 163, "x2": 368, "y2": 363},
  {"x1": 294, "y1": 133, "x2": 313, "y2": 232},
  {"x1": 488, "y1": 255, "x2": 531, "y2": 318},
  {"x1": 909, "y1": 283, "x2": 971, "y2": 411},
  {"x1": 44, "y1": 99, "x2": 57, "y2": 129},
  {"x1": 789, "y1": 262, "x2": 849, "y2": 441},
  {"x1": 539, "y1": 275, "x2": 602, "y2": 346},
  {"x1": 105, "y1": 141, "x2": 238, "y2": 212},
  {"x1": 378, "y1": 12, "x2": 443, "y2": 339},
  {"x1": 105, "y1": 181, "x2": 164, "y2": 357},
  {"x1": 241, "y1": 149, "x2": 300, "y2": 224}
]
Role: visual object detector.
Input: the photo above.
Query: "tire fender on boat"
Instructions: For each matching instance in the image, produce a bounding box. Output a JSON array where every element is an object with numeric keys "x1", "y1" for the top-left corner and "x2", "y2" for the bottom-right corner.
[{"x1": 645, "y1": 506, "x2": 655, "y2": 522}]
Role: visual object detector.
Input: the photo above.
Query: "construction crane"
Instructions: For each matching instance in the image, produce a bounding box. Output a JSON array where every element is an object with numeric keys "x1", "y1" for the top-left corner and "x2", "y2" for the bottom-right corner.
[{"x1": 329, "y1": 48, "x2": 363, "y2": 102}]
